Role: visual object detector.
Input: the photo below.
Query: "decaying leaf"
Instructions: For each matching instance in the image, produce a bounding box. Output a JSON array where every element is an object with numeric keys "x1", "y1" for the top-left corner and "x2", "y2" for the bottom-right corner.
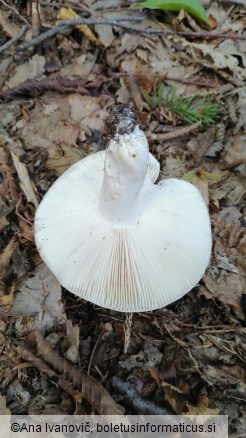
[
  {"x1": 47, "y1": 145, "x2": 85, "y2": 175},
  {"x1": 162, "y1": 381, "x2": 186, "y2": 414},
  {"x1": 200, "y1": 271, "x2": 246, "y2": 320},
  {"x1": 94, "y1": 23, "x2": 115, "y2": 48},
  {"x1": 182, "y1": 168, "x2": 223, "y2": 205},
  {"x1": 185, "y1": 394, "x2": 220, "y2": 415},
  {"x1": 119, "y1": 352, "x2": 144, "y2": 370},
  {"x1": 1, "y1": 76, "x2": 91, "y2": 103},
  {"x1": 18, "y1": 330, "x2": 124, "y2": 415},
  {"x1": 10, "y1": 150, "x2": 39, "y2": 207},
  {"x1": 223, "y1": 135, "x2": 246, "y2": 169},
  {"x1": 6, "y1": 55, "x2": 46, "y2": 89},
  {"x1": 0, "y1": 0, "x2": 245, "y2": 427},
  {"x1": 171, "y1": 36, "x2": 246, "y2": 83},
  {"x1": 16, "y1": 344, "x2": 82, "y2": 407},
  {"x1": 0, "y1": 145, "x2": 20, "y2": 202},
  {"x1": 0, "y1": 10, "x2": 21, "y2": 38},
  {"x1": 186, "y1": 127, "x2": 216, "y2": 161},
  {"x1": 0, "y1": 236, "x2": 18, "y2": 301},
  {"x1": 20, "y1": 95, "x2": 110, "y2": 154},
  {"x1": 0, "y1": 286, "x2": 15, "y2": 309},
  {"x1": 9, "y1": 263, "x2": 68, "y2": 336}
]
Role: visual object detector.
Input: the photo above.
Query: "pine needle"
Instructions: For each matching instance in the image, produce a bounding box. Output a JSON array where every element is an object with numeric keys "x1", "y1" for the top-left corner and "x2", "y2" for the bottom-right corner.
[{"x1": 143, "y1": 84, "x2": 220, "y2": 128}]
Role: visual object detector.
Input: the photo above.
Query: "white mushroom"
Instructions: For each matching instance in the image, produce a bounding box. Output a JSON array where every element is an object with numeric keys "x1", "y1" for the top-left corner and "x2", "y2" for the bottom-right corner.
[{"x1": 34, "y1": 103, "x2": 212, "y2": 312}]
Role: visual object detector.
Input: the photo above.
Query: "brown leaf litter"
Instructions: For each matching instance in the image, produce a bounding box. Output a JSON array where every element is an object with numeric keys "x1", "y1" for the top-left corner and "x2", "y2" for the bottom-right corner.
[
  {"x1": 16, "y1": 330, "x2": 124, "y2": 415},
  {"x1": 0, "y1": 0, "x2": 245, "y2": 433}
]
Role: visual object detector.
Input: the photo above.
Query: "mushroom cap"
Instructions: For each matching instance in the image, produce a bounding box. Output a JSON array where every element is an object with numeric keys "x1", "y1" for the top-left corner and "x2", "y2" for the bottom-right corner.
[{"x1": 34, "y1": 150, "x2": 211, "y2": 312}]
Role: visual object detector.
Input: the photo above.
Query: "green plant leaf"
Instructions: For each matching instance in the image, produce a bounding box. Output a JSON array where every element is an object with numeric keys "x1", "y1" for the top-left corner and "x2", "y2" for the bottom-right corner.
[{"x1": 133, "y1": 0, "x2": 209, "y2": 25}]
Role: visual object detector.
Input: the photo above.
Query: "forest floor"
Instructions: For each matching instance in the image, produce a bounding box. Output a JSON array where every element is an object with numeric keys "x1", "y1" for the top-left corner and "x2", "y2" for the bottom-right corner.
[{"x1": 0, "y1": 1, "x2": 245, "y2": 436}]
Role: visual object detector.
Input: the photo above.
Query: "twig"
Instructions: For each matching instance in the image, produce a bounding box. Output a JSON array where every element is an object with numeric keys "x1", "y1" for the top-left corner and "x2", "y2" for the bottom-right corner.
[
  {"x1": 62, "y1": 0, "x2": 97, "y2": 15},
  {"x1": 39, "y1": 1, "x2": 96, "y2": 13},
  {"x1": 116, "y1": 23, "x2": 246, "y2": 41},
  {"x1": 17, "y1": 18, "x2": 246, "y2": 53},
  {"x1": 112, "y1": 376, "x2": 172, "y2": 415},
  {"x1": 187, "y1": 348, "x2": 210, "y2": 384},
  {"x1": 16, "y1": 25, "x2": 72, "y2": 52},
  {"x1": 0, "y1": 0, "x2": 29, "y2": 25},
  {"x1": 0, "y1": 25, "x2": 29, "y2": 55},
  {"x1": 57, "y1": 15, "x2": 146, "y2": 27},
  {"x1": 123, "y1": 313, "x2": 133, "y2": 354},
  {"x1": 162, "y1": 322, "x2": 188, "y2": 347},
  {"x1": 57, "y1": 16, "x2": 246, "y2": 41},
  {"x1": 116, "y1": 72, "x2": 217, "y2": 88},
  {"x1": 146, "y1": 122, "x2": 201, "y2": 141},
  {"x1": 15, "y1": 16, "x2": 145, "y2": 52},
  {"x1": 217, "y1": 5, "x2": 235, "y2": 30},
  {"x1": 87, "y1": 331, "x2": 103, "y2": 375}
]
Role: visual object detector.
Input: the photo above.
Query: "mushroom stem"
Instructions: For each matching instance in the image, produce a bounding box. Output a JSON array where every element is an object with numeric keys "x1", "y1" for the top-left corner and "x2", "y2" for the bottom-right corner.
[{"x1": 99, "y1": 126, "x2": 149, "y2": 225}]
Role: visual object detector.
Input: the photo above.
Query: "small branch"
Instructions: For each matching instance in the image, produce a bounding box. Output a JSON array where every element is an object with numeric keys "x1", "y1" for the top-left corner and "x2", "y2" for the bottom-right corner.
[
  {"x1": 0, "y1": 25, "x2": 29, "y2": 54},
  {"x1": 16, "y1": 25, "x2": 70, "y2": 52},
  {"x1": 57, "y1": 15, "x2": 146, "y2": 27},
  {"x1": 116, "y1": 24, "x2": 246, "y2": 41},
  {"x1": 112, "y1": 376, "x2": 171, "y2": 415},
  {"x1": 116, "y1": 72, "x2": 217, "y2": 89},
  {"x1": 16, "y1": 16, "x2": 145, "y2": 52},
  {"x1": 0, "y1": 0, "x2": 30, "y2": 25},
  {"x1": 10, "y1": 6, "x2": 245, "y2": 54},
  {"x1": 57, "y1": 15, "x2": 246, "y2": 41},
  {"x1": 146, "y1": 122, "x2": 201, "y2": 142},
  {"x1": 64, "y1": 0, "x2": 96, "y2": 15},
  {"x1": 17, "y1": 19, "x2": 246, "y2": 53},
  {"x1": 123, "y1": 313, "x2": 133, "y2": 354}
]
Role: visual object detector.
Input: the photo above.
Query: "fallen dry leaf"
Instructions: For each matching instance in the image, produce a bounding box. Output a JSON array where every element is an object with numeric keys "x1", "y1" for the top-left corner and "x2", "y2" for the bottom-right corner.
[
  {"x1": 170, "y1": 35, "x2": 246, "y2": 83},
  {"x1": 20, "y1": 95, "x2": 111, "y2": 154},
  {"x1": 6, "y1": 55, "x2": 45, "y2": 89},
  {"x1": 0, "y1": 236, "x2": 18, "y2": 298},
  {"x1": 9, "y1": 263, "x2": 66, "y2": 335},
  {"x1": 57, "y1": 7, "x2": 100, "y2": 46},
  {"x1": 95, "y1": 23, "x2": 115, "y2": 48},
  {"x1": 162, "y1": 381, "x2": 186, "y2": 414},
  {"x1": 0, "y1": 9, "x2": 21, "y2": 38},
  {"x1": 0, "y1": 145, "x2": 20, "y2": 202},
  {"x1": 186, "y1": 127, "x2": 216, "y2": 161},
  {"x1": 0, "y1": 0, "x2": 245, "y2": 427},
  {"x1": 223, "y1": 134, "x2": 246, "y2": 169},
  {"x1": 10, "y1": 150, "x2": 39, "y2": 207},
  {"x1": 201, "y1": 271, "x2": 246, "y2": 319},
  {"x1": 22, "y1": 330, "x2": 124, "y2": 415},
  {"x1": 64, "y1": 322, "x2": 80, "y2": 364},
  {"x1": 47, "y1": 145, "x2": 85, "y2": 175},
  {"x1": 185, "y1": 394, "x2": 220, "y2": 415}
]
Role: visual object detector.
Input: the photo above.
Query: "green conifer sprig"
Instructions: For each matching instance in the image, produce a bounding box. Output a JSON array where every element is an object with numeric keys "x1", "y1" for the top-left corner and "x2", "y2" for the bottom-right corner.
[{"x1": 143, "y1": 84, "x2": 220, "y2": 128}]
